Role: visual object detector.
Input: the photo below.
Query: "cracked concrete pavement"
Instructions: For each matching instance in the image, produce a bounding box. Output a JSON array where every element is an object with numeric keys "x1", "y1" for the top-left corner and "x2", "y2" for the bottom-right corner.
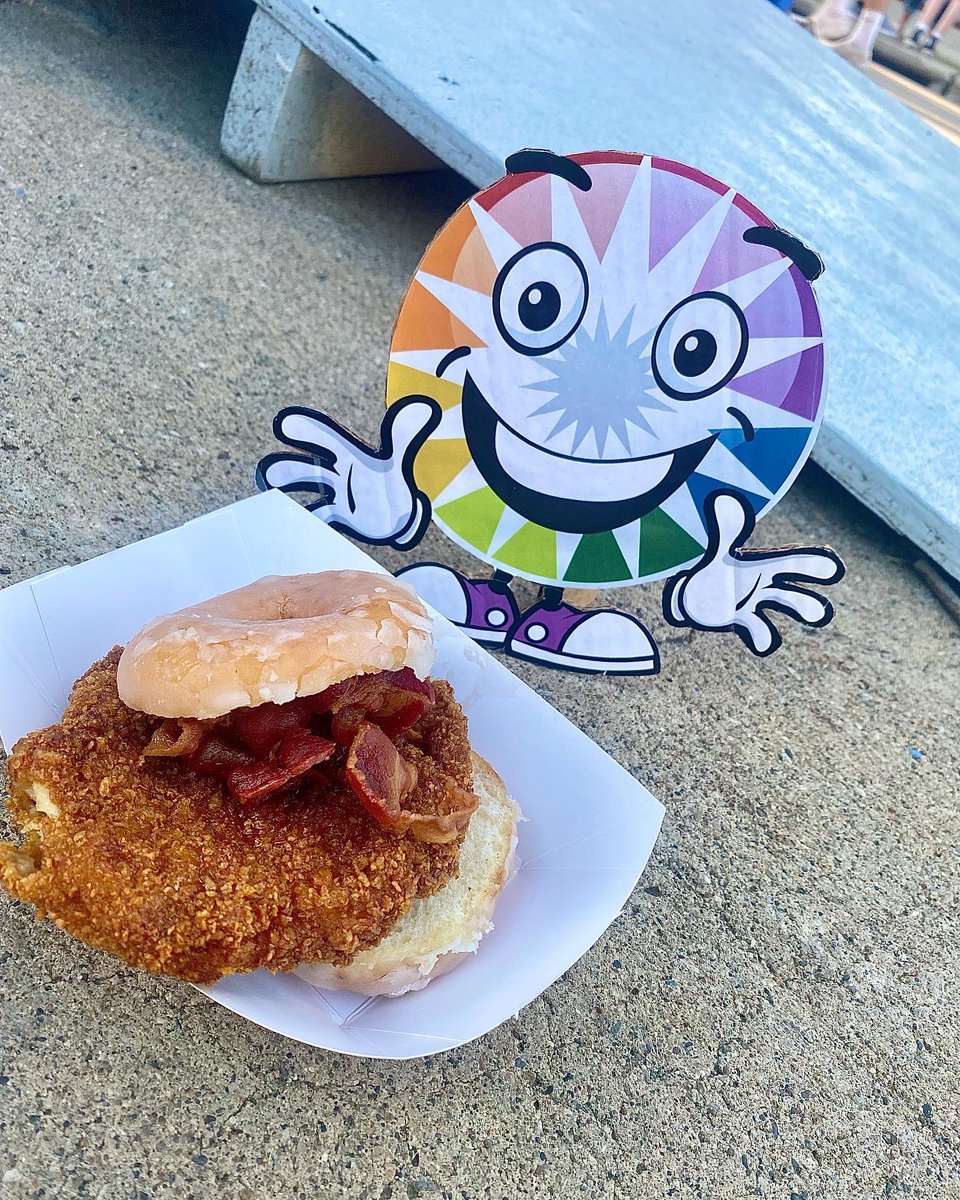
[{"x1": 0, "y1": 1, "x2": 958, "y2": 1196}]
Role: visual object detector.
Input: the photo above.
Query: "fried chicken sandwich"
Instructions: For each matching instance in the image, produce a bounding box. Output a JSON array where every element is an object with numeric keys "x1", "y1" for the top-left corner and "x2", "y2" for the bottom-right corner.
[{"x1": 0, "y1": 571, "x2": 519, "y2": 995}]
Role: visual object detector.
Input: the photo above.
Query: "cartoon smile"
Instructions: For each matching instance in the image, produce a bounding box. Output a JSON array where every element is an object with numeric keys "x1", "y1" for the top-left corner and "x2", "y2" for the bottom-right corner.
[{"x1": 461, "y1": 373, "x2": 715, "y2": 534}]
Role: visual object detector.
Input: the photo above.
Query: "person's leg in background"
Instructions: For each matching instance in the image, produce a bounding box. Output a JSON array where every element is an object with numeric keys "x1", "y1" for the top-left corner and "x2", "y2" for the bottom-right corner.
[
  {"x1": 898, "y1": 0, "x2": 926, "y2": 37},
  {"x1": 909, "y1": 0, "x2": 943, "y2": 44},
  {"x1": 910, "y1": 0, "x2": 960, "y2": 49},
  {"x1": 929, "y1": 0, "x2": 960, "y2": 37},
  {"x1": 828, "y1": 0, "x2": 887, "y2": 66},
  {"x1": 805, "y1": 0, "x2": 858, "y2": 41}
]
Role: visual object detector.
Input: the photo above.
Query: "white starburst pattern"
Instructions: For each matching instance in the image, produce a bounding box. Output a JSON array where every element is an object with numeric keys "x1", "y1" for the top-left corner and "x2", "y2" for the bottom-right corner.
[{"x1": 525, "y1": 305, "x2": 672, "y2": 454}]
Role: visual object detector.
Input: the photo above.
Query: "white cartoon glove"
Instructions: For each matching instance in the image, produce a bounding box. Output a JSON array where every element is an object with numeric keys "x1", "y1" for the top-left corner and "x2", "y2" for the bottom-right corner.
[
  {"x1": 662, "y1": 490, "x2": 845, "y2": 656},
  {"x1": 256, "y1": 397, "x2": 441, "y2": 548}
]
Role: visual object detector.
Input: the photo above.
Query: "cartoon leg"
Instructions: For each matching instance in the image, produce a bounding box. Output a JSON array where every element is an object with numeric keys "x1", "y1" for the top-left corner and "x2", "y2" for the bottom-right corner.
[
  {"x1": 395, "y1": 564, "x2": 521, "y2": 648},
  {"x1": 506, "y1": 587, "x2": 660, "y2": 676}
]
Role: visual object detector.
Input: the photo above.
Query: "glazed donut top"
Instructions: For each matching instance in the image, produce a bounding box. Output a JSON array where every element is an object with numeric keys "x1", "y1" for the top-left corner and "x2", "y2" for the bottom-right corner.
[{"x1": 117, "y1": 571, "x2": 434, "y2": 719}]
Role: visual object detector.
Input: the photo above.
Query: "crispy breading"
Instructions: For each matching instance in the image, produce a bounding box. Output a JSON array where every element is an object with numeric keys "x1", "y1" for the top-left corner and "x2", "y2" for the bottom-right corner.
[{"x1": 0, "y1": 649, "x2": 474, "y2": 984}]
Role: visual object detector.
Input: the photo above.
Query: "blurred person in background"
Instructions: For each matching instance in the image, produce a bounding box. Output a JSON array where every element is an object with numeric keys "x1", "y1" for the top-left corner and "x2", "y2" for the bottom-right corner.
[
  {"x1": 897, "y1": 0, "x2": 928, "y2": 37},
  {"x1": 907, "y1": 0, "x2": 960, "y2": 50},
  {"x1": 805, "y1": 0, "x2": 887, "y2": 65}
]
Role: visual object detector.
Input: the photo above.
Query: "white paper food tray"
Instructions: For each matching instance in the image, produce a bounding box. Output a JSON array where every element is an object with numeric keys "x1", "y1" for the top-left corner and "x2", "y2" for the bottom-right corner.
[{"x1": 0, "y1": 490, "x2": 663, "y2": 1059}]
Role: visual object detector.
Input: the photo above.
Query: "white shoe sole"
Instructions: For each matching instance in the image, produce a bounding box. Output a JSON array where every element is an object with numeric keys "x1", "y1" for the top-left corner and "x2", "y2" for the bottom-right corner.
[
  {"x1": 459, "y1": 625, "x2": 510, "y2": 648},
  {"x1": 506, "y1": 640, "x2": 659, "y2": 675}
]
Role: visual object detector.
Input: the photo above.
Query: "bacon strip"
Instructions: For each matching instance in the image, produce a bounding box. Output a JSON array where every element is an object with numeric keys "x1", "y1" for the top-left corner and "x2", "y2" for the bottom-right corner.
[
  {"x1": 230, "y1": 698, "x2": 314, "y2": 756},
  {"x1": 143, "y1": 670, "x2": 471, "y2": 828},
  {"x1": 186, "y1": 734, "x2": 257, "y2": 780},
  {"x1": 329, "y1": 705, "x2": 367, "y2": 747},
  {"x1": 313, "y1": 668, "x2": 435, "y2": 739},
  {"x1": 143, "y1": 719, "x2": 206, "y2": 758},
  {"x1": 227, "y1": 729, "x2": 336, "y2": 805},
  {"x1": 344, "y1": 723, "x2": 477, "y2": 844},
  {"x1": 344, "y1": 722, "x2": 418, "y2": 831},
  {"x1": 364, "y1": 669, "x2": 435, "y2": 738}
]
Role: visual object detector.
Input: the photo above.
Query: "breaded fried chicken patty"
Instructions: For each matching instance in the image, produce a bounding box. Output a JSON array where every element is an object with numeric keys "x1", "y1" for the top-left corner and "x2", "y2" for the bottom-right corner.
[{"x1": 0, "y1": 650, "x2": 474, "y2": 983}]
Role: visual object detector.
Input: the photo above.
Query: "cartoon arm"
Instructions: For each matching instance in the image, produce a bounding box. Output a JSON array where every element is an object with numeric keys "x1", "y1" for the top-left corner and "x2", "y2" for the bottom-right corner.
[
  {"x1": 256, "y1": 397, "x2": 442, "y2": 549},
  {"x1": 662, "y1": 490, "x2": 845, "y2": 656}
]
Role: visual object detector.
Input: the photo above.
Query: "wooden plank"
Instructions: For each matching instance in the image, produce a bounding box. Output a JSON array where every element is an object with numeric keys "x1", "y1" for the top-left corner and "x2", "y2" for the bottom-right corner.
[{"x1": 235, "y1": 0, "x2": 960, "y2": 580}]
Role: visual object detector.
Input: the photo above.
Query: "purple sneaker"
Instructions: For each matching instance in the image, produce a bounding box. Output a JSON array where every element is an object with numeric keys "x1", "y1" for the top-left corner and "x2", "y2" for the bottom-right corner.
[
  {"x1": 395, "y1": 562, "x2": 520, "y2": 647},
  {"x1": 506, "y1": 599, "x2": 660, "y2": 675}
]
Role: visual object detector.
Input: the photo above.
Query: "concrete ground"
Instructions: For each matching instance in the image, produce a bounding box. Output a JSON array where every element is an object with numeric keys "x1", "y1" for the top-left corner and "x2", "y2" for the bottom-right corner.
[{"x1": 1, "y1": 2, "x2": 958, "y2": 1196}]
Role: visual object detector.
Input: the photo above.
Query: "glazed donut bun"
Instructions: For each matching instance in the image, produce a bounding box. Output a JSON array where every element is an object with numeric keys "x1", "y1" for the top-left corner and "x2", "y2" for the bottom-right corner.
[
  {"x1": 117, "y1": 571, "x2": 435, "y2": 719},
  {"x1": 298, "y1": 755, "x2": 519, "y2": 997}
]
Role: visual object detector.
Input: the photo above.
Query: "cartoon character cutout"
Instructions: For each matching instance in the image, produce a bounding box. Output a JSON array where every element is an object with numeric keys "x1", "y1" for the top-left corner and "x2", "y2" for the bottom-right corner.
[{"x1": 257, "y1": 150, "x2": 844, "y2": 675}]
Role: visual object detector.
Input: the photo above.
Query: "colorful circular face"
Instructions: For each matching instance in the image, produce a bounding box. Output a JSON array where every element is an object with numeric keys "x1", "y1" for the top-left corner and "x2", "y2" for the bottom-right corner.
[{"x1": 387, "y1": 152, "x2": 825, "y2": 589}]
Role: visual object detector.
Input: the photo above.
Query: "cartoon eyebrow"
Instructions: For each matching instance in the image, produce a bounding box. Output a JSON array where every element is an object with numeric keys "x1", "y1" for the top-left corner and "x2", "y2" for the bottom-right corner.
[
  {"x1": 743, "y1": 225, "x2": 824, "y2": 282},
  {"x1": 504, "y1": 149, "x2": 592, "y2": 192}
]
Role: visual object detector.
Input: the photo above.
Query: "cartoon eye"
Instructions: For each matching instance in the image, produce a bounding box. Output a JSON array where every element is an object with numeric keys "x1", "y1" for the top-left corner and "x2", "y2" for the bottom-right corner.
[
  {"x1": 493, "y1": 242, "x2": 588, "y2": 356},
  {"x1": 651, "y1": 292, "x2": 749, "y2": 401}
]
